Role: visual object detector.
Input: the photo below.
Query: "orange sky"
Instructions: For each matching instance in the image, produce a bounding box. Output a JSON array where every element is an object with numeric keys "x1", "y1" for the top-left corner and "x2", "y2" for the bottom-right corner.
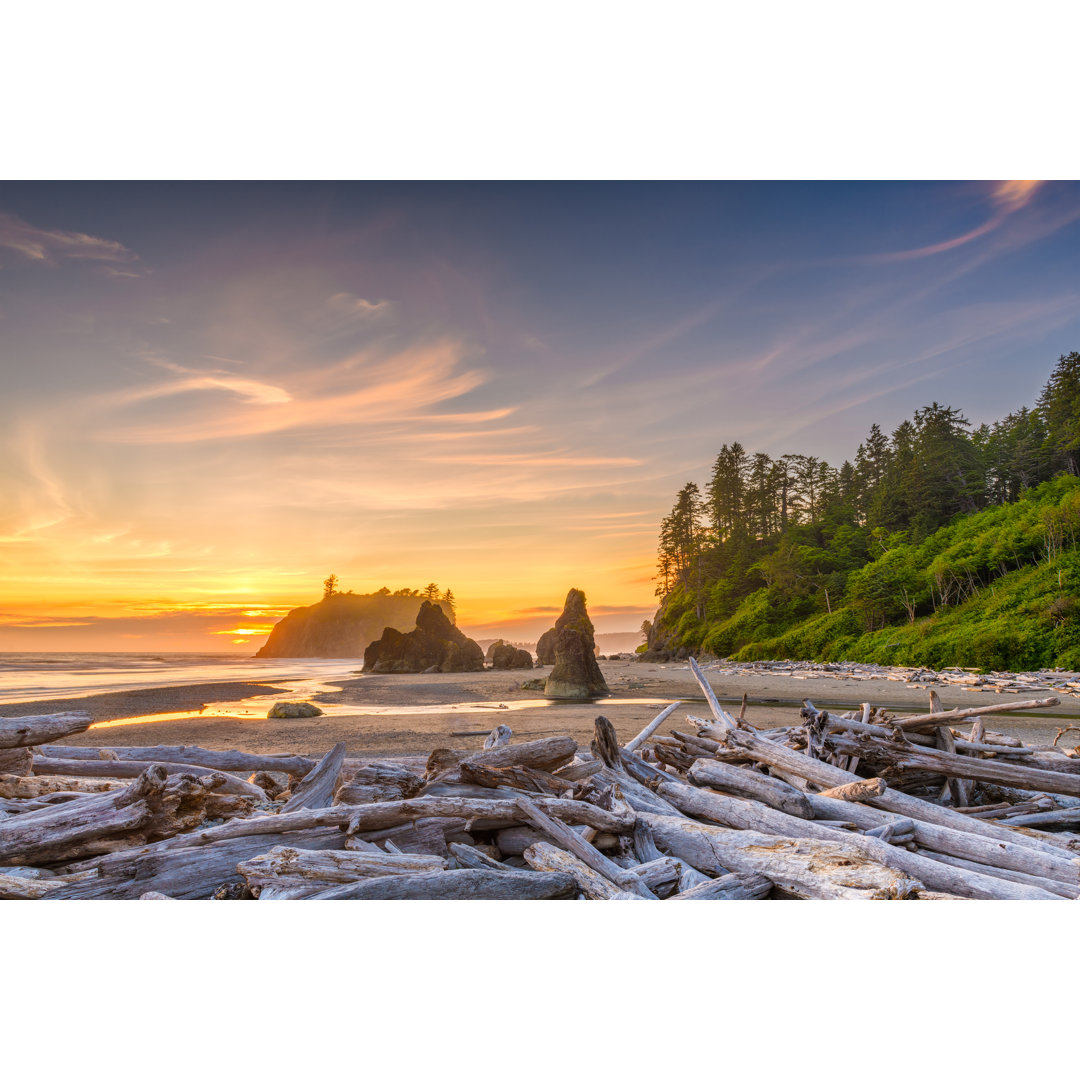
[{"x1": 3, "y1": 181, "x2": 1078, "y2": 651}]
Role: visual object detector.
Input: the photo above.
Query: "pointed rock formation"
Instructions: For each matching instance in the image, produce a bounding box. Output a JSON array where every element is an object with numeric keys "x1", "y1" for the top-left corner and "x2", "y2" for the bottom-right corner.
[
  {"x1": 542, "y1": 589, "x2": 609, "y2": 699},
  {"x1": 363, "y1": 601, "x2": 485, "y2": 673},
  {"x1": 536, "y1": 588, "x2": 596, "y2": 665}
]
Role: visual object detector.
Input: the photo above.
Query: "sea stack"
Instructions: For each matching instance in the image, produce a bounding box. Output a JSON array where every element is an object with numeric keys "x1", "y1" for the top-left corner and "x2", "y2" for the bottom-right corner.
[
  {"x1": 364, "y1": 601, "x2": 485, "y2": 673},
  {"x1": 543, "y1": 589, "x2": 609, "y2": 699}
]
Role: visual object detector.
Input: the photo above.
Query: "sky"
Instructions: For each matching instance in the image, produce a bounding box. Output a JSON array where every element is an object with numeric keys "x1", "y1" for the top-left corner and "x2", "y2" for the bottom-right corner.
[{"x1": 1, "y1": 180, "x2": 1079, "y2": 652}]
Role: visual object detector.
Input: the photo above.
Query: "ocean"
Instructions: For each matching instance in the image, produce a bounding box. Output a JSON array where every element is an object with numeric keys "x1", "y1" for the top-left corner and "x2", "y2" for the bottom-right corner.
[{"x1": 0, "y1": 652, "x2": 363, "y2": 704}]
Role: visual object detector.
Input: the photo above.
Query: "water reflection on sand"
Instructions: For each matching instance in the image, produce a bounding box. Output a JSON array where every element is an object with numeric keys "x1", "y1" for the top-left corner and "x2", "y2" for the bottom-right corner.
[{"x1": 91, "y1": 688, "x2": 677, "y2": 730}]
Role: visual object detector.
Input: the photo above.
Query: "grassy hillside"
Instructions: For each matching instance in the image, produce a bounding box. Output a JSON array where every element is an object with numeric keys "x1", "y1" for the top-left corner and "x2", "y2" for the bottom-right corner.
[{"x1": 651, "y1": 475, "x2": 1080, "y2": 671}]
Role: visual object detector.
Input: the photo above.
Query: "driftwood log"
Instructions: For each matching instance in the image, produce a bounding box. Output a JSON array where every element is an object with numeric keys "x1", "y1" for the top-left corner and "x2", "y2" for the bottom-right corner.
[{"x1": 0, "y1": 711, "x2": 92, "y2": 749}]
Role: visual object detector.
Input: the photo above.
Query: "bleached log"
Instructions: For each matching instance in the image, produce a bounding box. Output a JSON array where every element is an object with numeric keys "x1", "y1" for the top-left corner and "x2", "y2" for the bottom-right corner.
[
  {"x1": 689, "y1": 758, "x2": 813, "y2": 818},
  {"x1": 282, "y1": 742, "x2": 347, "y2": 812},
  {"x1": 0, "y1": 871, "x2": 73, "y2": 898},
  {"x1": 513, "y1": 798, "x2": 655, "y2": 898},
  {"x1": 639, "y1": 813, "x2": 922, "y2": 900},
  {"x1": 467, "y1": 736, "x2": 578, "y2": 772},
  {"x1": 624, "y1": 856, "x2": 683, "y2": 898},
  {"x1": 654, "y1": 781, "x2": 1064, "y2": 899},
  {"x1": 0, "y1": 748, "x2": 34, "y2": 776},
  {"x1": 31, "y1": 757, "x2": 268, "y2": 798},
  {"x1": 890, "y1": 697, "x2": 1060, "y2": 732},
  {"x1": 0, "y1": 775, "x2": 128, "y2": 798},
  {"x1": 459, "y1": 760, "x2": 575, "y2": 796},
  {"x1": 0, "y1": 767, "x2": 248, "y2": 867},
  {"x1": 0, "y1": 711, "x2": 91, "y2": 749},
  {"x1": 1002, "y1": 807, "x2": 1080, "y2": 828},
  {"x1": 822, "y1": 731, "x2": 1080, "y2": 798},
  {"x1": 523, "y1": 841, "x2": 630, "y2": 899},
  {"x1": 308, "y1": 867, "x2": 578, "y2": 900},
  {"x1": 688, "y1": 657, "x2": 736, "y2": 729},
  {"x1": 624, "y1": 703, "x2": 680, "y2": 751},
  {"x1": 37, "y1": 744, "x2": 317, "y2": 777},
  {"x1": 483, "y1": 724, "x2": 512, "y2": 749},
  {"x1": 238, "y1": 846, "x2": 448, "y2": 899},
  {"x1": 914, "y1": 850, "x2": 1080, "y2": 899},
  {"x1": 49, "y1": 826, "x2": 348, "y2": 899},
  {"x1": 712, "y1": 723, "x2": 1080, "y2": 866},
  {"x1": 669, "y1": 872, "x2": 773, "y2": 900}
]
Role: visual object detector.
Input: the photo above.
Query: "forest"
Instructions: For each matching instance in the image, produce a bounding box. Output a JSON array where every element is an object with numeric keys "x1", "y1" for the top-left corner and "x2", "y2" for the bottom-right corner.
[{"x1": 648, "y1": 351, "x2": 1080, "y2": 670}]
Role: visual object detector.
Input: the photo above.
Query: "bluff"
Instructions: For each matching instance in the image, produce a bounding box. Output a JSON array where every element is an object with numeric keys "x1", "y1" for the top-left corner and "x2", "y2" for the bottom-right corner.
[
  {"x1": 364, "y1": 601, "x2": 485, "y2": 673},
  {"x1": 256, "y1": 593, "x2": 437, "y2": 659}
]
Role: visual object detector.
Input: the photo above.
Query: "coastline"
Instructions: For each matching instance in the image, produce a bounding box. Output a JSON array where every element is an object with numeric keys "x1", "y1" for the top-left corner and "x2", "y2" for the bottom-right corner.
[{"x1": 6, "y1": 660, "x2": 1078, "y2": 760}]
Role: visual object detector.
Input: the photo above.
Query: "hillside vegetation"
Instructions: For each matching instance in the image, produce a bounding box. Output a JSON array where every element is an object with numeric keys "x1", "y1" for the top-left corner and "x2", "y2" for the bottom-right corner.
[{"x1": 647, "y1": 352, "x2": 1080, "y2": 671}]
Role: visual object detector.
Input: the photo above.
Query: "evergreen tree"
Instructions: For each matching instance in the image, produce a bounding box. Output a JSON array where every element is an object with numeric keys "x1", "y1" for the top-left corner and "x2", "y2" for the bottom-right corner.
[{"x1": 1038, "y1": 351, "x2": 1080, "y2": 475}]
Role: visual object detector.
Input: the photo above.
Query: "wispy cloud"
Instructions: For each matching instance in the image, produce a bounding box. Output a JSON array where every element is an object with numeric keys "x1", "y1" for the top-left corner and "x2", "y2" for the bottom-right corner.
[
  {"x1": 857, "y1": 180, "x2": 1046, "y2": 264},
  {"x1": 0, "y1": 211, "x2": 141, "y2": 268},
  {"x1": 98, "y1": 341, "x2": 487, "y2": 443}
]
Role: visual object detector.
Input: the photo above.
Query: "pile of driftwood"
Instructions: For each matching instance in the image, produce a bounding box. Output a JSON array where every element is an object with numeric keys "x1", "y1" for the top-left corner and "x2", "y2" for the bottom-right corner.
[
  {"x1": 1, "y1": 664, "x2": 1077, "y2": 900},
  {"x1": 701, "y1": 659, "x2": 1080, "y2": 699}
]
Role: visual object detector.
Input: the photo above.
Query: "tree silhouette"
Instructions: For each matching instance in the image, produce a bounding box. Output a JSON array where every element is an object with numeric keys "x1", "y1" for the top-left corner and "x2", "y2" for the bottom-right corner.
[{"x1": 322, "y1": 574, "x2": 339, "y2": 600}]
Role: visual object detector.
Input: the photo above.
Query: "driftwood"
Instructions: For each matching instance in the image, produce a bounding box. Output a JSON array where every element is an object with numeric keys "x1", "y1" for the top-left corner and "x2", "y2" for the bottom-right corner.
[
  {"x1": 514, "y1": 798, "x2": 656, "y2": 898},
  {"x1": 0, "y1": 711, "x2": 92, "y2": 749},
  {"x1": 308, "y1": 867, "x2": 578, "y2": 900},
  {"x1": 653, "y1": 782, "x2": 1063, "y2": 900},
  {"x1": 282, "y1": 742, "x2": 347, "y2": 812},
  {"x1": 1, "y1": 767, "x2": 252, "y2": 867},
  {"x1": 49, "y1": 827, "x2": 349, "y2": 899},
  {"x1": 238, "y1": 846, "x2": 448, "y2": 899},
  {"x1": 689, "y1": 758, "x2": 813, "y2": 818},
  {"x1": 0, "y1": 775, "x2": 128, "y2": 798},
  {"x1": 36, "y1": 744, "x2": 317, "y2": 777},
  {"x1": 31, "y1": 757, "x2": 269, "y2": 798},
  {"x1": 688, "y1": 656, "x2": 736, "y2": 729},
  {"x1": 890, "y1": 697, "x2": 1061, "y2": 732},
  {"x1": 483, "y1": 724, "x2": 513, "y2": 749},
  {"x1": 640, "y1": 813, "x2": 923, "y2": 900},
  {"x1": 669, "y1": 872, "x2": 773, "y2": 900},
  {"x1": 11, "y1": 673, "x2": 1076, "y2": 901},
  {"x1": 523, "y1": 841, "x2": 639, "y2": 899},
  {"x1": 821, "y1": 731, "x2": 1080, "y2": 798},
  {"x1": 624, "y1": 703, "x2": 680, "y2": 752},
  {"x1": 0, "y1": 748, "x2": 34, "y2": 776}
]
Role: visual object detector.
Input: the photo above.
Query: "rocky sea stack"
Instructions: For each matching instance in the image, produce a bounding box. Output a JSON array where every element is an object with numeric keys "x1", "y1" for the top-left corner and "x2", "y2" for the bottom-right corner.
[
  {"x1": 536, "y1": 587, "x2": 597, "y2": 664},
  {"x1": 256, "y1": 592, "x2": 428, "y2": 658},
  {"x1": 490, "y1": 642, "x2": 534, "y2": 669},
  {"x1": 543, "y1": 589, "x2": 609, "y2": 699},
  {"x1": 364, "y1": 601, "x2": 485, "y2": 673}
]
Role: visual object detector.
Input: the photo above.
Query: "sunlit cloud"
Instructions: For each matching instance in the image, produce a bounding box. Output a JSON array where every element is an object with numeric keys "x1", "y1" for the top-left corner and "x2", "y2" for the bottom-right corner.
[
  {"x1": 98, "y1": 340, "x2": 488, "y2": 444},
  {"x1": 992, "y1": 180, "x2": 1043, "y2": 211},
  {"x1": 0, "y1": 211, "x2": 139, "y2": 266},
  {"x1": 858, "y1": 180, "x2": 1045, "y2": 264}
]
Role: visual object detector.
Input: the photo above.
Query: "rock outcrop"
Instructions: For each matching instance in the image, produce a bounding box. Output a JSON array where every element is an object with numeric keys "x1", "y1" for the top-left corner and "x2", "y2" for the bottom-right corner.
[
  {"x1": 490, "y1": 642, "x2": 533, "y2": 670},
  {"x1": 535, "y1": 588, "x2": 597, "y2": 665},
  {"x1": 256, "y1": 592, "x2": 431, "y2": 658},
  {"x1": 266, "y1": 701, "x2": 323, "y2": 718},
  {"x1": 542, "y1": 589, "x2": 609, "y2": 699},
  {"x1": 363, "y1": 601, "x2": 485, "y2": 674}
]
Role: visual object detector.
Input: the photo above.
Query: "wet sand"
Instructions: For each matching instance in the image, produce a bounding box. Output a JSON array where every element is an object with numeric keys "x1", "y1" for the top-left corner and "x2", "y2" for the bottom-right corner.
[{"x1": 9, "y1": 661, "x2": 1079, "y2": 760}]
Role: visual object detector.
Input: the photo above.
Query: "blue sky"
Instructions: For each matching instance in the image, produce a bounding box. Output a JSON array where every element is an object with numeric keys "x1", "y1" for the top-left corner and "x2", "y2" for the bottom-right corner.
[{"x1": 1, "y1": 180, "x2": 1078, "y2": 649}]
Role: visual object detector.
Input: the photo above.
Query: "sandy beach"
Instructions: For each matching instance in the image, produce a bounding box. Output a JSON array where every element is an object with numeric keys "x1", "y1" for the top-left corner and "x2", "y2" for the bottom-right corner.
[{"x1": 5, "y1": 660, "x2": 1078, "y2": 761}]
